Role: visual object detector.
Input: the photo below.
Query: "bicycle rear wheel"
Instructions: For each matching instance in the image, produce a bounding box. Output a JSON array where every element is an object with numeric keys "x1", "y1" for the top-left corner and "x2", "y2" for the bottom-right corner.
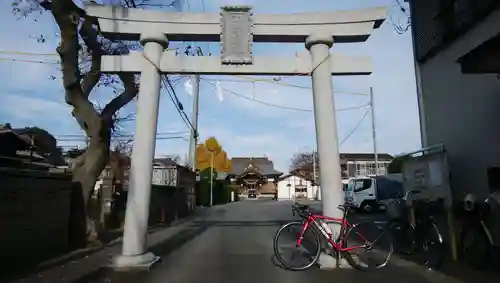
[
  {"x1": 343, "y1": 221, "x2": 393, "y2": 270},
  {"x1": 273, "y1": 221, "x2": 322, "y2": 271},
  {"x1": 387, "y1": 220, "x2": 417, "y2": 255},
  {"x1": 461, "y1": 224, "x2": 492, "y2": 269},
  {"x1": 422, "y1": 222, "x2": 444, "y2": 270}
]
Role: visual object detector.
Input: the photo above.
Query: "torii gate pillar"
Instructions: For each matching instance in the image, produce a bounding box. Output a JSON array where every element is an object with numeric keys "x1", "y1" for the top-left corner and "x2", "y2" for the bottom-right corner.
[
  {"x1": 306, "y1": 33, "x2": 343, "y2": 223},
  {"x1": 113, "y1": 31, "x2": 167, "y2": 268}
]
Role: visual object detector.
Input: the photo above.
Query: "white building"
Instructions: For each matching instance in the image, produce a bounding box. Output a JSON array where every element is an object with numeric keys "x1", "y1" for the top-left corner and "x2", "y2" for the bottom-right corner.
[
  {"x1": 277, "y1": 174, "x2": 319, "y2": 200},
  {"x1": 410, "y1": 0, "x2": 500, "y2": 199}
]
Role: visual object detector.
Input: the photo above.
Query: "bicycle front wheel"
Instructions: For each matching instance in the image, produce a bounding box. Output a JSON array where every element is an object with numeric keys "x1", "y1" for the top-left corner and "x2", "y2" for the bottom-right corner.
[
  {"x1": 343, "y1": 221, "x2": 393, "y2": 270},
  {"x1": 273, "y1": 221, "x2": 322, "y2": 271}
]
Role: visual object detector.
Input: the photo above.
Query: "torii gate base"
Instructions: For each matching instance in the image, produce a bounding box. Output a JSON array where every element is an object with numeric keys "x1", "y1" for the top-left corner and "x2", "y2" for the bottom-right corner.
[{"x1": 85, "y1": 4, "x2": 386, "y2": 270}]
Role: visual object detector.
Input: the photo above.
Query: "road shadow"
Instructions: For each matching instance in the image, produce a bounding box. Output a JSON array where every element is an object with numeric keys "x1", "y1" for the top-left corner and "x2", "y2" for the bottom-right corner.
[
  {"x1": 190, "y1": 220, "x2": 297, "y2": 227},
  {"x1": 69, "y1": 208, "x2": 226, "y2": 283},
  {"x1": 0, "y1": 208, "x2": 213, "y2": 283}
]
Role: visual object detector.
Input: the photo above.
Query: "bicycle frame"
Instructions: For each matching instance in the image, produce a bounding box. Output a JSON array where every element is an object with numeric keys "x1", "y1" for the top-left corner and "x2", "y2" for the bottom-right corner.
[{"x1": 296, "y1": 212, "x2": 369, "y2": 252}]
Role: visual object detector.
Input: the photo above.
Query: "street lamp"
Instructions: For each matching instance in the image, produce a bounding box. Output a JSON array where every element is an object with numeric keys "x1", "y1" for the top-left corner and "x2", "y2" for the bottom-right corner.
[{"x1": 210, "y1": 152, "x2": 214, "y2": 206}]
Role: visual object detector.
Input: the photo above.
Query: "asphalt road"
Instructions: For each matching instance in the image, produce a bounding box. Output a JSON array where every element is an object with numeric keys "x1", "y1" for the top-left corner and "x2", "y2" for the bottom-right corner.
[{"x1": 74, "y1": 200, "x2": 473, "y2": 283}]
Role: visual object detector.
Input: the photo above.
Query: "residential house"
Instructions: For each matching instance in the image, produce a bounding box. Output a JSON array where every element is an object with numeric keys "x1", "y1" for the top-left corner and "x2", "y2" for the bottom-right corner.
[
  {"x1": 341, "y1": 153, "x2": 393, "y2": 178},
  {"x1": 295, "y1": 153, "x2": 393, "y2": 185},
  {"x1": 276, "y1": 171, "x2": 319, "y2": 200},
  {"x1": 0, "y1": 125, "x2": 64, "y2": 169}
]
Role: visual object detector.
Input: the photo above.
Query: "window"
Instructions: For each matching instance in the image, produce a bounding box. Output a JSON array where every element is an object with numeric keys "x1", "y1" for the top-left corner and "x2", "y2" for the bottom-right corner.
[
  {"x1": 356, "y1": 163, "x2": 367, "y2": 177},
  {"x1": 367, "y1": 163, "x2": 377, "y2": 175},
  {"x1": 353, "y1": 179, "x2": 372, "y2": 192},
  {"x1": 295, "y1": 187, "x2": 307, "y2": 193},
  {"x1": 295, "y1": 178, "x2": 307, "y2": 193}
]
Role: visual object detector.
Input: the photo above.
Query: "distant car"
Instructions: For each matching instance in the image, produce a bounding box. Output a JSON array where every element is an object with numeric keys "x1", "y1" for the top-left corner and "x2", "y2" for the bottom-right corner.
[{"x1": 248, "y1": 192, "x2": 257, "y2": 198}]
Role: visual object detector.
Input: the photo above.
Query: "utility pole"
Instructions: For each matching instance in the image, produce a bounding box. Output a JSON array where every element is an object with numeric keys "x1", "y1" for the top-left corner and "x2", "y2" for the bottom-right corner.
[
  {"x1": 369, "y1": 87, "x2": 379, "y2": 175},
  {"x1": 312, "y1": 149, "x2": 318, "y2": 200},
  {"x1": 188, "y1": 75, "x2": 200, "y2": 170},
  {"x1": 313, "y1": 150, "x2": 317, "y2": 182}
]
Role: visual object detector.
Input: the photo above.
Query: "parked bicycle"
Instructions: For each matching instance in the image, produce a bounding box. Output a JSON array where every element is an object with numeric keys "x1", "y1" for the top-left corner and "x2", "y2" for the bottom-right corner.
[
  {"x1": 273, "y1": 202, "x2": 393, "y2": 271},
  {"x1": 385, "y1": 190, "x2": 444, "y2": 270},
  {"x1": 459, "y1": 193, "x2": 500, "y2": 269}
]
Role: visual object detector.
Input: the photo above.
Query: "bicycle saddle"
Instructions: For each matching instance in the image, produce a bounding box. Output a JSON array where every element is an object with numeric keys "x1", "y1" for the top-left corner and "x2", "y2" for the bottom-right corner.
[
  {"x1": 294, "y1": 203, "x2": 310, "y2": 210},
  {"x1": 337, "y1": 204, "x2": 352, "y2": 211}
]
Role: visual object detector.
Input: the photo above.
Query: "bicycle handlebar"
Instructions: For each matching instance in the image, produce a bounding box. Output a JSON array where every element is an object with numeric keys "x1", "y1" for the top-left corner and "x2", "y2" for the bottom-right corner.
[
  {"x1": 403, "y1": 190, "x2": 422, "y2": 200},
  {"x1": 292, "y1": 203, "x2": 311, "y2": 218}
]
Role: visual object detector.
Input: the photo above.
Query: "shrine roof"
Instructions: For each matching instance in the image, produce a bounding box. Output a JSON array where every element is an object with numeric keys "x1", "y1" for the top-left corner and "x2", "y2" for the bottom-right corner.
[{"x1": 229, "y1": 157, "x2": 282, "y2": 176}]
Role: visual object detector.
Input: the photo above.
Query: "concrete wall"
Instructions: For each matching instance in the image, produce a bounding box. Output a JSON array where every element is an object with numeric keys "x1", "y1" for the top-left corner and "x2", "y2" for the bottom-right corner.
[
  {"x1": 0, "y1": 168, "x2": 83, "y2": 270},
  {"x1": 420, "y1": 9, "x2": 500, "y2": 199}
]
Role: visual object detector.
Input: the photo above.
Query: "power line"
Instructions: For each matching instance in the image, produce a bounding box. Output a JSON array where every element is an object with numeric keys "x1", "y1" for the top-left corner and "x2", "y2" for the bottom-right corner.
[
  {"x1": 0, "y1": 48, "x2": 177, "y2": 58},
  {"x1": 0, "y1": 53, "x2": 367, "y2": 96},
  {"x1": 0, "y1": 50, "x2": 59, "y2": 56},
  {"x1": 202, "y1": 79, "x2": 370, "y2": 113},
  {"x1": 57, "y1": 136, "x2": 188, "y2": 142},
  {"x1": 204, "y1": 76, "x2": 369, "y2": 96},
  {"x1": 339, "y1": 106, "x2": 371, "y2": 146},
  {"x1": 0, "y1": 57, "x2": 59, "y2": 64},
  {"x1": 161, "y1": 75, "x2": 198, "y2": 136},
  {"x1": 53, "y1": 131, "x2": 189, "y2": 138},
  {"x1": 0, "y1": 49, "x2": 369, "y2": 96},
  {"x1": 391, "y1": 0, "x2": 411, "y2": 34},
  {"x1": 394, "y1": 0, "x2": 410, "y2": 16}
]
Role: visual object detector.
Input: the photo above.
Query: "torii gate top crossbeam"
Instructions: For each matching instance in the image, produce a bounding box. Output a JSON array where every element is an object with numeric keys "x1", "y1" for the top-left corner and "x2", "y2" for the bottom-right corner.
[{"x1": 85, "y1": 4, "x2": 387, "y2": 43}]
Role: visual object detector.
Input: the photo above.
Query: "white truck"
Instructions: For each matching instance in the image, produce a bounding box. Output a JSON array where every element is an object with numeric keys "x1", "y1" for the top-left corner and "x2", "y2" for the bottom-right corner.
[{"x1": 345, "y1": 175, "x2": 404, "y2": 213}]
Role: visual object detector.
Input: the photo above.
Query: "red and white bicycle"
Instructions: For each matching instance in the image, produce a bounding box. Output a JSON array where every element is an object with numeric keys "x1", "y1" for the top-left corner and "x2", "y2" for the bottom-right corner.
[{"x1": 273, "y1": 202, "x2": 393, "y2": 271}]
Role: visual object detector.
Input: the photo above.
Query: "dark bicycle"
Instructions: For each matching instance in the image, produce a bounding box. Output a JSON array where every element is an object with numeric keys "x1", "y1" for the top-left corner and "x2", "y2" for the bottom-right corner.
[
  {"x1": 385, "y1": 190, "x2": 445, "y2": 270},
  {"x1": 459, "y1": 193, "x2": 500, "y2": 269}
]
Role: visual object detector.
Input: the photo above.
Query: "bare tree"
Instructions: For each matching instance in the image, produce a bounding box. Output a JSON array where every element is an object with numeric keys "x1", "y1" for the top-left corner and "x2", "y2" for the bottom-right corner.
[
  {"x1": 289, "y1": 151, "x2": 318, "y2": 173},
  {"x1": 112, "y1": 137, "x2": 133, "y2": 156},
  {"x1": 11, "y1": 0, "x2": 141, "y2": 242}
]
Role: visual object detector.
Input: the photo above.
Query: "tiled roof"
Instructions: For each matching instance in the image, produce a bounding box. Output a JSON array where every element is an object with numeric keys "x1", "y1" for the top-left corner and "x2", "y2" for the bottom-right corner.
[
  {"x1": 153, "y1": 157, "x2": 178, "y2": 167},
  {"x1": 340, "y1": 153, "x2": 393, "y2": 161},
  {"x1": 229, "y1": 157, "x2": 282, "y2": 176}
]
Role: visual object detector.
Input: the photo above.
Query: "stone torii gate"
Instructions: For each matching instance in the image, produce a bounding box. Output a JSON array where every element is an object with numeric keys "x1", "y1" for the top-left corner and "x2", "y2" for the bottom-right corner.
[{"x1": 85, "y1": 4, "x2": 387, "y2": 268}]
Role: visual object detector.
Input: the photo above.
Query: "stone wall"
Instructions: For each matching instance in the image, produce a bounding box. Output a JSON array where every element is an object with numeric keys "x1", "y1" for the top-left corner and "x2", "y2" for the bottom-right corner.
[{"x1": 0, "y1": 167, "x2": 82, "y2": 269}]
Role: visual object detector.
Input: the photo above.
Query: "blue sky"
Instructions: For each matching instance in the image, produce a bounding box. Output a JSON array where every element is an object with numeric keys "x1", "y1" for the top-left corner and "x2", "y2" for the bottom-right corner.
[{"x1": 0, "y1": 0, "x2": 420, "y2": 171}]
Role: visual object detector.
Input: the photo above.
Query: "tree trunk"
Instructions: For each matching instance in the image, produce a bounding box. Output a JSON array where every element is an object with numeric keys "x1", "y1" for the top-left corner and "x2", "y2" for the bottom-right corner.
[
  {"x1": 71, "y1": 122, "x2": 110, "y2": 242},
  {"x1": 48, "y1": 0, "x2": 138, "y2": 244}
]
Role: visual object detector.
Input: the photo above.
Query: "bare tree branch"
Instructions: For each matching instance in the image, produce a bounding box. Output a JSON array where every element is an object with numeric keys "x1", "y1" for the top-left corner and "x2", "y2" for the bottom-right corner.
[
  {"x1": 79, "y1": 15, "x2": 102, "y2": 98},
  {"x1": 101, "y1": 73, "x2": 138, "y2": 121},
  {"x1": 290, "y1": 151, "x2": 318, "y2": 173}
]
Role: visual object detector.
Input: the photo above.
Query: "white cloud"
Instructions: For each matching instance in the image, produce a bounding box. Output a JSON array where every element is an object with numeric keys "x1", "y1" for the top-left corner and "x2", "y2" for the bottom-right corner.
[
  {"x1": 0, "y1": 93, "x2": 75, "y2": 129},
  {"x1": 184, "y1": 77, "x2": 193, "y2": 96},
  {"x1": 215, "y1": 81, "x2": 224, "y2": 102}
]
